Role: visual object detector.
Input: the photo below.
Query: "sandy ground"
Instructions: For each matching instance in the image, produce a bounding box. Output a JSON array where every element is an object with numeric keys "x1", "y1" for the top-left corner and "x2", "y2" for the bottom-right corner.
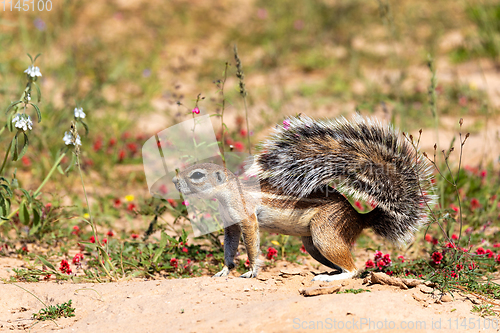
[{"x1": 1, "y1": 262, "x2": 499, "y2": 333}]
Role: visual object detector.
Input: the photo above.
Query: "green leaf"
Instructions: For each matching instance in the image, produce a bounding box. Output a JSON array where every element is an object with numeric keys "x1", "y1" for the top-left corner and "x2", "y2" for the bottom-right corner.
[
  {"x1": 33, "y1": 82, "x2": 42, "y2": 103},
  {"x1": 30, "y1": 205, "x2": 42, "y2": 235},
  {"x1": 57, "y1": 164, "x2": 65, "y2": 175},
  {"x1": 65, "y1": 153, "x2": 75, "y2": 174},
  {"x1": 20, "y1": 188, "x2": 32, "y2": 203},
  {"x1": 5, "y1": 100, "x2": 22, "y2": 114},
  {"x1": 33, "y1": 53, "x2": 41, "y2": 62},
  {"x1": 81, "y1": 121, "x2": 89, "y2": 136},
  {"x1": 19, "y1": 202, "x2": 30, "y2": 225},
  {"x1": 17, "y1": 133, "x2": 29, "y2": 161},
  {"x1": 27, "y1": 53, "x2": 34, "y2": 63},
  {"x1": 29, "y1": 103, "x2": 42, "y2": 123},
  {"x1": 153, "y1": 231, "x2": 169, "y2": 263},
  {"x1": 37, "y1": 256, "x2": 57, "y2": 272},
  {"x1": 11, "y1": 135, "x2": 18, "y2": 162}
]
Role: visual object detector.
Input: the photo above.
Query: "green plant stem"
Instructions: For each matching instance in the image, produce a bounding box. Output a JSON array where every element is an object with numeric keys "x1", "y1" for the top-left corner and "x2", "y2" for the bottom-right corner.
[
  {"x1": 34, "y1": 152, "x2": 66, "y2": 197},
  {"x1": 75, "y1": 154, "x2": 115, "y2": 281}
]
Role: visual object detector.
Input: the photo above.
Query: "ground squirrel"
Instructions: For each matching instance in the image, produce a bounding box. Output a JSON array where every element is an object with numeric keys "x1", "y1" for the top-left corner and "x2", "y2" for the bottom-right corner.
[{"x1": 172, "y1": 115, "x2": 435, "y2": 281}]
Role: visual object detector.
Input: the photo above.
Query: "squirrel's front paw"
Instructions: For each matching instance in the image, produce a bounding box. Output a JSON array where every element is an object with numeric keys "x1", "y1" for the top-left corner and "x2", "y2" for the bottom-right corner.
[{"x1": 213, "y1": 266, "x2": 230, "y2": 277}]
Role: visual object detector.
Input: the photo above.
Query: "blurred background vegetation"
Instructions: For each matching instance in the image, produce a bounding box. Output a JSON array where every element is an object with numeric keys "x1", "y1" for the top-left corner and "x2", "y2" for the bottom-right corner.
[{"x1": 0, "y1": 0, "x2": 499, "y2": 281}]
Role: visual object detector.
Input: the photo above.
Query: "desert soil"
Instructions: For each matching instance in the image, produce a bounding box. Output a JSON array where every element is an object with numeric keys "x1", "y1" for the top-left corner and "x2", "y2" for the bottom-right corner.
[{"x1": 1, "y1": 259, "x2": 499, "y2": 333}]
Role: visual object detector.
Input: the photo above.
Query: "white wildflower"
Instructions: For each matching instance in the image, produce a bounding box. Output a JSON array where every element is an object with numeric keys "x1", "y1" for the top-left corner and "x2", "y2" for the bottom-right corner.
[
  {"x1": 26, "y1": 93, "x2": 31, "y2": 101},
  {"x1": 63, "y1": 131, "x2": 81, "y2": 146},
  {"x1": 12, "y1": 114, "x2": 33, "y2": 131},
  {"x1": 63, "y1": 131, "x2": 72, "y2": 145},
  {"x1": 24, "y1": 65, "x2": 42, "y2": 78},
  {"x1": 74, "y1": 107, "x2": 85, "y2": 119}
]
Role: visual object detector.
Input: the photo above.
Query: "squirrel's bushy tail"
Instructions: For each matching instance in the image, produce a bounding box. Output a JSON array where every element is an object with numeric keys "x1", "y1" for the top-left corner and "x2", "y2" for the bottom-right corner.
[{"x1": 249, "y1": 115, "x2": 436, "y2": 244}]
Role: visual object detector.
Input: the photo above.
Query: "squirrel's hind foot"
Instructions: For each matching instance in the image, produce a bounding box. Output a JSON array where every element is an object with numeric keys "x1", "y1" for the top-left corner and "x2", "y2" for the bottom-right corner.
[{"x1": 312, "y1": 271, "x2": 356, "y2": 282}]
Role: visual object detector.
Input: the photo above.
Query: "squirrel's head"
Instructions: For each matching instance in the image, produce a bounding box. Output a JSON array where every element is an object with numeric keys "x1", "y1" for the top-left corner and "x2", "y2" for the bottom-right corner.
[{"x1": 172, "y1": 163, "x2": 233, "y2": 199}]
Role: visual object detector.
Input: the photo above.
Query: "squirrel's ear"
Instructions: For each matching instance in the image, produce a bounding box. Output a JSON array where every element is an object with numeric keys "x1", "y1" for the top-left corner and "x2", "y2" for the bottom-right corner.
[{"x1": 214, "y1": 170, "x2": 226, "y2": 184}]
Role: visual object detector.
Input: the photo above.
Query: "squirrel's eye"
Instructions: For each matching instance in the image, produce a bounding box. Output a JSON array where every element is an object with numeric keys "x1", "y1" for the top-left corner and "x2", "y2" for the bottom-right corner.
[{"x1": 190, "y1": 171, "x2": 205, "y2": 180}]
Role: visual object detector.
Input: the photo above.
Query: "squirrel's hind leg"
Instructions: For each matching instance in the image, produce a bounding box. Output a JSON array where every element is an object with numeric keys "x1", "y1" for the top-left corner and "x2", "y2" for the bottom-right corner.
[
  {"x1": 301, "y1": 236, "x2": 342, "y2": 271},
  {"x1": 213, "y1": 224, "x2": 241, "y2": 278},
  {"x1": 307, "y1": 216, "x2": 358, "y2": 282}
]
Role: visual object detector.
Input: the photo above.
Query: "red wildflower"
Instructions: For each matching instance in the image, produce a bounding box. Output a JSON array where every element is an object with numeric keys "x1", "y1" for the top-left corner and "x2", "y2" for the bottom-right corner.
[
  {"x1": 122, "y1": 132, "x2": 131, "y2": 140},
  {"x1": 240, "y1": 129, "x2": 247, "y2": 137},
  {"x1": 44, "y1": 274, "x2": 51, "y2": 280},
  {"x1": 354, "y1": 201, "x2": 363, "y2": 211},
  {"x1": 206, "y1": 253, "x2": 213, "y2": 258},
  {"x1": 127, "y1": 203, "x2": 136, "y2": 211},
  {"x1": 365, "y1": 259, "x2": 375, "y2": 269},
  {"x1": 266, "y1": 247, "x2": 278, "y2": 260},
  {"x1": 108, "y1": 138, "x2": 117, "y2": 147},
  {"x1": 170, "y1": 258, "x2": 178, "y2": 269},
  {"x1": 233, "y1": 142, "x2": 245, "y2": 152},
  {"x1": 93, "y1": 139, "x2": 102, "y2": 152},
  {"x1": 445, "y1": 242, "x2": 456, "y2": 249},
  {"x1": 431, "y1": 251, "x2": 443, "y2": 264},
  {"x1": 59, "y1": 260, "x2": 72, "y2": 274},
  {"x1": 469, "y1": 262, "x2": 477, "y2": 270},
  {"x1": 476, "y1": 247, "x2": 486, "y2": 255},
  {"x1": 118, "y1": 149, "x2": 126, "y2": 162},
  {"x1": 382, "y1": 254, "x2": 391, "y2": 265},
  {"x1": 424, "y1": 234, "x2": 433, "y2": 243},
  {"x1": 486, "y1": 249, "x2": 494, "y2": 258},
  {"x1": 126, "y1": 142, "x2": 138, "y2": 154},
  {"x1": 470, "y1": 198, "x2": 481, "y2": 210},
  {"x1": 385, "y1": 271, "x2": 393, "y2": 276},
  {"x1": 182, "y1": 247, "x2": 188, "y2": 253},
  {"x1": 106, "y1": 230, "x2": 114, "y2": 237},
  {"x1": 493, "y1": 243, "x2": 500, "y2": 248},
  {"x1": 72, "y1": 226, "x2": 80, "y2": 235},
  {"x1": 456, "y1": 264, "x2": 464, "y2": 271},
  {"x1": 113, "y1": 198, "x2": 122, "y2": 208},
  {"x1": 480, "y1": 170, "x2": 487, "y2": 178},
  {"x1": 496, "y1": 255, "x2": 500, "y2": 264},
  {"x1": 192, "y1": 107, "x2": 200, "y2": 114},
  {"x1": 300, "y1": 245, "x2": 307, "y2": 254},
  {"x1": 21, "y1": 245, "x2": 28, "y2": 253},
  {"x1": 167, "y1": 198, "x2": 177, "y2": 207},
  {"x1": 374, "y1": 251, "x2": 383, "y2": 261},
  {"x1": 451, "y1": 234, "x2": 458, "y2": 240},
  {"x1": 131, "y1": 233, "x2": 139, "y2": 239},
  {"x1": 431, "y1": 238, "x2": 438, "y2": 245},
  {"x1": 450, "y1": 204, "x2": 459, "y2": 213},
  {"x1": 397, "y1": 255, "x2": 405, "y2": 262},
  {"x1": 102, "y1": 238, "x2": 108, "y2": 244},
  {"x1": 90, "y1": 235, "x2": 96, "y2": 243},
  {"x1": 21, "y1": 156, "x2": 31, "y2": 167},
  {"x1": 450, "y1": 271, "x2": 458, "y2": 278},
  {"x1": 245, "y1": 259, "x2": 250, "y2": 268},
  {"x1": 376, "y1": 260, "x2": 386, "y2": 269},
  {"x1": 72, "y1": 253, "x2": 84, "y2": 265}
]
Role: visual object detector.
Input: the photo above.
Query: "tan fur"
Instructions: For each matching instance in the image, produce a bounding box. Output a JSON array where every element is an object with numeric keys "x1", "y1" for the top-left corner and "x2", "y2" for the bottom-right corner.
[{"x1": 173, "y1": 164, "x2": 367, "y2": 280}]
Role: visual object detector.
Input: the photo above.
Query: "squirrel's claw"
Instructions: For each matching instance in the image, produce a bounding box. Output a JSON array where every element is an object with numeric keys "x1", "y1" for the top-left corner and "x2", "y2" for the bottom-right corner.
[
  {"x1": 239, "y1": 270, "x2": 257, "y2": 278},
  {"x1": 213, "y1": 266, "x2": 230, "y2": 277}
]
